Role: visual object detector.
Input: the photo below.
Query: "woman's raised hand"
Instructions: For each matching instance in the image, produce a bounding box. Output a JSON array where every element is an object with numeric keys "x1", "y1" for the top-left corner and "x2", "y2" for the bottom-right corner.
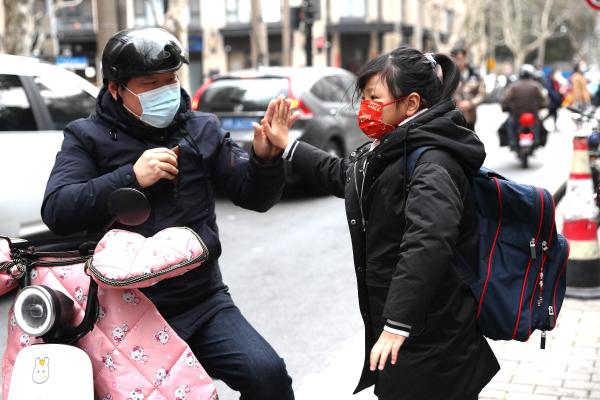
[
  {"x1": 261, "y1": 96, "x2": 300, "y2": 151},
  {"x1": 252, "y1": 98, "x2": 282, "y2": 161}
]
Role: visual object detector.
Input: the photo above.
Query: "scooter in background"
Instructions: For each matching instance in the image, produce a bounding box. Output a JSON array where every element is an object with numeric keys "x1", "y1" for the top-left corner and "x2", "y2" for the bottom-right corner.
[{"x1": 513, "y1": 112, "x2": 538, "y2": 169}]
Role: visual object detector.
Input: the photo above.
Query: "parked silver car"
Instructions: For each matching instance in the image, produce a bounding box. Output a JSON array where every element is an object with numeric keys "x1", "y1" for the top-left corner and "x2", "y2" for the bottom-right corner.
[
  {"x1": 0, "y1": 55, "x2": 99, "y2": 239},
  {"x1": 192, "y1": 66, "x2": 366, "y2": 188}
]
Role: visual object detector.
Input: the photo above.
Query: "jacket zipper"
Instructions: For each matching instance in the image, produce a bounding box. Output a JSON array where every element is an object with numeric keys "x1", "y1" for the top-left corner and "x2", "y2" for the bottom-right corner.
[
  {"x1": 86, "y1": 228, "x2": 210, "y2": 287},
  {"x1": 512, "y1": 186, "x2": 544, "y2": 340},
  {"x1": 353, "y1": 157, "x2": 369, "y2": 232}
]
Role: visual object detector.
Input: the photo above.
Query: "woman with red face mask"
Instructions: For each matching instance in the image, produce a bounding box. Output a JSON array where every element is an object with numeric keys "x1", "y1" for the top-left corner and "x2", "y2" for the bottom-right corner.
[{"x1": 257, "y1": 46, "x2": 499, "y2": 400}]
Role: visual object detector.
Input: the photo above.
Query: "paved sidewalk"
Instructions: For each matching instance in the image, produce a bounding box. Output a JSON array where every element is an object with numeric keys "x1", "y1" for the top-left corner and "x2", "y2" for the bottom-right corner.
[
  {"x1": 287, "y1": 296, "x2": 600, "y2": 400},
  {"x1": 480, "y1": 297, "x2": 600, "y2": 400}
]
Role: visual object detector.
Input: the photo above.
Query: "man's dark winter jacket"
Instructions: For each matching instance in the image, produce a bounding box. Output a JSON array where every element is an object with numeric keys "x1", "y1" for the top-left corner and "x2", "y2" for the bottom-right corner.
[
  {"x1": 41, "y1": 87, "x2": 285, "y2": 339},
  {"x1": 501, "y1": 78, "x2": 547, "y2": 118},
  {"x1": 289, "y1": 100, "x2": 499, "y2": 399}
]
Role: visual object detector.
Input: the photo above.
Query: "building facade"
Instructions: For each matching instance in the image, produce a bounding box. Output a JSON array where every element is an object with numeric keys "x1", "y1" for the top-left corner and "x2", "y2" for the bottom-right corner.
[
  {"x1": 201, "y1": 0, "x2": 473, "y2": 78},
  {"x1": 45, "y1": 0, "x2": 476, "y2": 91}
]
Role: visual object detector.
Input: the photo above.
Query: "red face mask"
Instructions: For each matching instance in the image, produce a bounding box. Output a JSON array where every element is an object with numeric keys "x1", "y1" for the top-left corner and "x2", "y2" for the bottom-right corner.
[{"x1": 357, "y1": 98, "x2": 406, "y2": 140}]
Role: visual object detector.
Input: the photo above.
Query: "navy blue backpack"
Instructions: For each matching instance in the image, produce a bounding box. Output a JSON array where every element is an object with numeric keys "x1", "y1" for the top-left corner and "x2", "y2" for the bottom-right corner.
[{"x1": 408, "y1": 147, "x2": 569, "y2": 348}]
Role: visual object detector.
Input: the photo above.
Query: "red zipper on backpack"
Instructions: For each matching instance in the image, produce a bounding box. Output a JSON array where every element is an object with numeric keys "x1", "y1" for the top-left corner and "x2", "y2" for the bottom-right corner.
[
  {"x1": 512, "y1": 187, "x2": 544, "y2": 340},
  {"x1": 477, "y1": 177, "x2": 503, "y2": 318},
  {"x1": 551, "y1": 242, "x2": 570, "y2": 329},
  {"x1": 529, "y1": 192, "x2": 556, "y2": 336}
]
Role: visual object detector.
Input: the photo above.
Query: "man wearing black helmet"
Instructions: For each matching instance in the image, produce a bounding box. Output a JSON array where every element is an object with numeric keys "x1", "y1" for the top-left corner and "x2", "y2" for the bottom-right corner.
[
  {"x1": 500, "y1": 64, "x2": 548, "y2": 149},
  {"x1": 42, "y1": 28, "x2": 295, "y2": 399}
]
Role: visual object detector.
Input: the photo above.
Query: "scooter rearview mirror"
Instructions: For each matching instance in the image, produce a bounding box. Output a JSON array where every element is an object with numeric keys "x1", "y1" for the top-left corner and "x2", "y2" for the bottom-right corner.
[{"x1": 107, "y1": 188, "x2": 151, "y2": 227}]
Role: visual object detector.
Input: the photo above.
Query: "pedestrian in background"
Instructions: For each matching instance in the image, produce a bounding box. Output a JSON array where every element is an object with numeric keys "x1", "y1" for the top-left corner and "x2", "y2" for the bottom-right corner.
[
  {"x1": 451, "y1": 47, "x2": 486, "y2": 131},
  {"x1": 543, "y1": 68, "x2": 563, "y2": 132},
  {"x1": 41, "y1": 27, "x2": 295, "y2": 400},
  {"x1": 570, "y1": 62, "x2": 591, "y2": 109},
  {"x1": 257, "y1": 46, "x2": 499, "y2": 400}
]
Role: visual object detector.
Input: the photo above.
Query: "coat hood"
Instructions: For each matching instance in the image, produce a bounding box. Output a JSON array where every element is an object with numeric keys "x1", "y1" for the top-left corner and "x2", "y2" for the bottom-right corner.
[
  {"x1": 95, "y1": 85, "x2": 193, "y2": 143},
  {"x1": 374, "y1": 100, "x2": 486, "y2": 173}
]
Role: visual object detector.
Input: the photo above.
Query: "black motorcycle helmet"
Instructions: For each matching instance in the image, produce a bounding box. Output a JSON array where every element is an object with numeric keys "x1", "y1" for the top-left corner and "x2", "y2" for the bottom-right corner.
[{"x1": 101, "y1": 27, "x2": 189, "y2": 85}]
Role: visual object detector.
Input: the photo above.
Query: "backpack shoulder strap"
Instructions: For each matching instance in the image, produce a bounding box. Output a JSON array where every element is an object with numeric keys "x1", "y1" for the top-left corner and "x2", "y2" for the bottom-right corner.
[
  {"x1": 407, "y1": 146, "x2": 466, "y2": 186},
  {"x1": 407, "y1": 146, "x2": 436, "y2": 179}
]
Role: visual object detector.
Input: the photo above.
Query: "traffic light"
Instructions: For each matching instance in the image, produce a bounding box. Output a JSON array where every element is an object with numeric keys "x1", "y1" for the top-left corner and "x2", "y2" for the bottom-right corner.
[
  {"x1": 290, "y1": 6, "x2": 302, "y2": 30},
  {"x1": 302, "y1": 0, "x2": 320, "y2": 23}
]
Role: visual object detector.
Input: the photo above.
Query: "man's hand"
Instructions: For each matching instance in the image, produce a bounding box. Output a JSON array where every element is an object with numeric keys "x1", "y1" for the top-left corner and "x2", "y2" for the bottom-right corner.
[
  {"x1": 133, "y1": 147, "x2": 179, "y2": 188},
  {"x1": 369, "y1": 330, "x2": 406, "y2": 371}
]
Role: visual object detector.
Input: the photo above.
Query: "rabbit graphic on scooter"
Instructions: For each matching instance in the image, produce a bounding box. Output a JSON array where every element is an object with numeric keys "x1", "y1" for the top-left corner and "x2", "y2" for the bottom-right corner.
[{"x1": 32, "y1": 357, "x2": 49, "y2": 384}]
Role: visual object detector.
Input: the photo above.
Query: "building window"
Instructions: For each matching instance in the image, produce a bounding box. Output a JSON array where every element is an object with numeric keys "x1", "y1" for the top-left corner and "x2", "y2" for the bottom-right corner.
[
  {"x1": 190, "y1": 0, "x2": 201, "y2": 27},
  {"x1": 226, "y1": 0, "x2": 281, "y2": 24},
  {"x1": 55, "y1": 0, "x2": 94, "y2": 31},
  {"x1": 340, "y1": 0, "x2": 366, "y2": 18},
  {"x1": 262, "y1": 0, "x2": 281, "y2": 23},
  {"x1": 134, "y1": 0, "x2": 165, "y2": 27},
  {"x1": 226, "y1": 0, "x2": 251, "y2": 23}
]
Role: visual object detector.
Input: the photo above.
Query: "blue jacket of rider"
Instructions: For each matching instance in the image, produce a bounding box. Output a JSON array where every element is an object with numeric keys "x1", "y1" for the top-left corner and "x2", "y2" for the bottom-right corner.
[{"x1": 41, "y1": 87, "x2": 285, "y2": 339}]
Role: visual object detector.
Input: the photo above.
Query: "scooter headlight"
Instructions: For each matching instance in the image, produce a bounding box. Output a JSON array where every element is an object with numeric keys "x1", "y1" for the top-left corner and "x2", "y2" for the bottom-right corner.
[{"x1": 14, "y1": 286, "x2": 73, "y2": 337}]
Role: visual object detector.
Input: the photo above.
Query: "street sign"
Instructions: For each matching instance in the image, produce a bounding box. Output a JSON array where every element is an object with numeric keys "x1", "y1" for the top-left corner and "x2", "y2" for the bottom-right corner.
[
  {"x1": 55, "y1": 56, "x2": 88, "y2": 70},
  {"x1": 586, "y1": 0, "x2": 600, "y2": 10}
]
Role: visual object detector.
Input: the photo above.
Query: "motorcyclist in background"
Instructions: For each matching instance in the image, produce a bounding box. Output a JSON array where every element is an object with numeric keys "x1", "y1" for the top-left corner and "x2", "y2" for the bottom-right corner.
[{"x1": 499, "y1": 64, "x2": 548, "y2": 149}]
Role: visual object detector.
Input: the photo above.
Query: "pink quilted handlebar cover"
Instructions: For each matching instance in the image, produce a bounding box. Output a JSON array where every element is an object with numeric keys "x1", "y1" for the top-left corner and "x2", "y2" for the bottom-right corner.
[{"x1": 89, "y1": 227, "x2": 209, "y2": 289}]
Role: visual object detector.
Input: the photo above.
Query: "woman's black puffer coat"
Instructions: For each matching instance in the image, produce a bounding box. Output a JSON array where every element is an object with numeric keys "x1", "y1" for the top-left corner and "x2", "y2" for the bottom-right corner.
[{"x1": 290, "y1": 100, "x2": 499, "y2": 399}]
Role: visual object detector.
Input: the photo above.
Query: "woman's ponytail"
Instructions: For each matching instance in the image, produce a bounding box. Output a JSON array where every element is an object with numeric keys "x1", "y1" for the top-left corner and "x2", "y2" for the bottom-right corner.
[{"x1": 433, "y1": 53, "x2": 460, "y2": 102}]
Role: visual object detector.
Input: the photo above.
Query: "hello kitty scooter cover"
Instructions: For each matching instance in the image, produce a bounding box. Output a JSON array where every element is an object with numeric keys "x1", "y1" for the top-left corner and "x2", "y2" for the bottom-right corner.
[{"x1": 1, "y1": 227, "x2": 219, "y2": 400}]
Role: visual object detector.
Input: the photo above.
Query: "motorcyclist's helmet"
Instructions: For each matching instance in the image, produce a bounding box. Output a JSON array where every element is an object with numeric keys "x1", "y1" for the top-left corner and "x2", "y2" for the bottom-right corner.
[
  {"x1": 101, "y1": 27, "x2": 189, "y2": 85},
  {"x1": 519, "y1": 64, "x2": 536, "y2": 79}
]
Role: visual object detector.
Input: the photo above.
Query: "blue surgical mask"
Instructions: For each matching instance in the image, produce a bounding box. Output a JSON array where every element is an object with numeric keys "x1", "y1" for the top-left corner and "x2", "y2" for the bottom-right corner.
[{"x1": 123, "y1": 82, "x2": 181, "y2": 128}]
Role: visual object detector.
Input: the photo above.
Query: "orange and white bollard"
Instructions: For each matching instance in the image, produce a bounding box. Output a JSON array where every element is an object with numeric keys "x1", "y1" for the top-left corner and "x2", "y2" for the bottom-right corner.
[{"x1": 563, "y1": 136, "x2": 600, "y2": 298}]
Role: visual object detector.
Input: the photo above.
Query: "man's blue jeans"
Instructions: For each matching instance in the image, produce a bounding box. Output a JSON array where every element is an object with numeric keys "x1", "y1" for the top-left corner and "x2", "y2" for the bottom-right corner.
[{"x1": 188, "y1": 306, "x2": 295, "y2": 400}]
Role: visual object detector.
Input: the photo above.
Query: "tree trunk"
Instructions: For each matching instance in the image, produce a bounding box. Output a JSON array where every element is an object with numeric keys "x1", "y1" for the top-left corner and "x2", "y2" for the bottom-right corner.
[
  {"x1": 164, "y1": 0, "x2": 190, "y2": 93},
  {"x1": 514, "y1": 51, "x2": 526, "y2": 72},
  {"x1": 282, "y1": 0, "x2": 291, "y2": 66},
  {"x1": 0, "y1": 0, "x2": 5, "y2": 53},
  {"x1": 250, "y1": 0, "x2": 268, "y2": 67},
  {"x1": 536, "y1": 38, "x2": 546, "y2": 67},
  {"x1": 3, "y1": 0, "x2": 35, "y2": 56},
  {"x1": 414, "y1": 2, "x2": 422, "y2": 50},
  {"x1": 95, "y1": 0, "x2": 119, "y2": 86}
]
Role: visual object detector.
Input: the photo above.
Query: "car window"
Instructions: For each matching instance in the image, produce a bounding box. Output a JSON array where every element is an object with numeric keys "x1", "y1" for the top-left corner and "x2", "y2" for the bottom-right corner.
[
  {"x1": 199, "y1": 78, "x2": 288, "y2": 112},
  {"x1": 0, "y1": 74, "x2": 37, "y2": 131},
  {"x1": 310, "y1": 76, "x2": 348, "y2": 103},
  {"x1": 34, "y1": 74, "x2": 96, "y2": 130},
  {"x1": 331, "y1": 75, "x2": 355, "y2": 103}
]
